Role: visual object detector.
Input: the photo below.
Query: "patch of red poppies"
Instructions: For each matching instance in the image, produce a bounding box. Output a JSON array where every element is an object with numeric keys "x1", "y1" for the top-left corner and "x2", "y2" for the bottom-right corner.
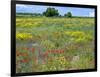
[
  {"x1": 46, "y1": 49, "x2": 64, "y2": 54},
  {"x1": 20, "y1": 59, "x2": 29, "y2": 63}
]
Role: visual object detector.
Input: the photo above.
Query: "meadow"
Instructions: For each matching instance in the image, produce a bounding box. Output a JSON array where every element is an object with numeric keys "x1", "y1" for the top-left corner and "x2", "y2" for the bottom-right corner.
[{"x1": 16, "y1": 16, "x2": 95, "y2": 73}]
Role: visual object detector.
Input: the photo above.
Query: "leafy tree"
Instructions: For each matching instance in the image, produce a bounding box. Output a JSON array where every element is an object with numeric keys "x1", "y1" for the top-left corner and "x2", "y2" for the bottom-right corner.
[
  {"x1": 64, "y1": 12, "x2": 72, "y2": 17},
  {"x1": 43, "y1": 7, "x2": 59, "y2": 17}
]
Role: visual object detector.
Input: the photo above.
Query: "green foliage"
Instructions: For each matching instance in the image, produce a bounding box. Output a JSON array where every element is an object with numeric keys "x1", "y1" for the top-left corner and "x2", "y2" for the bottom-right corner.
[
  {"x1": 40, "y1": 56, "x2": 70, "y2": 71},
  {"x1": 16, "y1": 16, "x2": 95, "y2": 73},
  {"x1": 40, "y1": 40, "x2": 55, "y2": 49},
  {"x1": 43, "y1": 7, "x2": 59, "y2": 17},
  {"x1": 64, "y1": 12, "x2": 72, "y2": 17}
]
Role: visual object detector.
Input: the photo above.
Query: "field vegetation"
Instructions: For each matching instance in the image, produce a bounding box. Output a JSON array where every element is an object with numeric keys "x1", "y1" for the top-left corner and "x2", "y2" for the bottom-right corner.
[{"x1": 16, "y1": 7, "x2": 95, "y2": 73}]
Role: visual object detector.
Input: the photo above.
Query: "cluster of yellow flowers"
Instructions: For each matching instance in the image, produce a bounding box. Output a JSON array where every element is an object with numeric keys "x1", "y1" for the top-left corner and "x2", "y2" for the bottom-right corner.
[
  {"x1": 64, "y1": 31, "x2": 85, "y2": 37},
  {"x1": 16, "y1": 33, "x2": 32, "y2": 40},
  {"x1": 55, "y1": 56, "x2": 66, "y2": 65},
  {"x1": 64, "y1": 31, "x2": 88, "y2": 42}
]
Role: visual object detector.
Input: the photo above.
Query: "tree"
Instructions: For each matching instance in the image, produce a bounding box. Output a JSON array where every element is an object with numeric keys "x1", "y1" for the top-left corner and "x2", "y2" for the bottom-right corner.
[
  {"x1": 43, "y1": 7, "x2": 59, "y2": 17},
  {"x1": 64, "y1": 12, "x2": 72, "y2": 17}
]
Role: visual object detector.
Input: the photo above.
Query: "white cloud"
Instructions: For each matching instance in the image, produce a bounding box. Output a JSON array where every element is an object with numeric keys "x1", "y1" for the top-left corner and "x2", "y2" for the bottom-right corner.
[
  {"x1": 89, "y1": 11, "x2": 95, "y2": 17},
  {"x1": 16, "y1": 4, "x2": 28, "y2": 8}
]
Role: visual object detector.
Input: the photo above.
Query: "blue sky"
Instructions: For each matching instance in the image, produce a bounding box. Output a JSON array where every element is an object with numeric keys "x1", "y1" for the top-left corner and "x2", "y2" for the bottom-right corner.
[{"x1": 16, "y1": 4, "x2": 95, "y2": 17}]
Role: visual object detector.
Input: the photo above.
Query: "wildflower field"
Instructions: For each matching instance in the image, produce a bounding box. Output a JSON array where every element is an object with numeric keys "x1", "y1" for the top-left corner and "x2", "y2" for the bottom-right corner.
[{"x1": 16, "y1": 16, "x2": 95, "y2": 73}]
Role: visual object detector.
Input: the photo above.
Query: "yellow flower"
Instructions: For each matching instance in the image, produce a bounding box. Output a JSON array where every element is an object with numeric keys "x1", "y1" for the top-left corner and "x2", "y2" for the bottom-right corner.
[
  {"x1": 16, "y1": 33, "x2": 32, "y2": 40},
  {"x1": 64, "y1": 31, "x2": 85, "y2": 37}
]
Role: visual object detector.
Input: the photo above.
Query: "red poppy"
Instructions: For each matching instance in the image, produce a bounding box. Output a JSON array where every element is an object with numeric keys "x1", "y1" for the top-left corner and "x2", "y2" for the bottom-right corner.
[
  {"x1": 20, "y1": 59, "x2": 29, "y2": 63},
  {"x1": 57, "y1": 50, "x2": 60, "y2": 53},
  {"x1": 47, "y1": 50, "x2": 51, "y2": 53},
  {"x1": 51, "y1": 50, "x2": 54, "y2": 53},
  {"x1": 60, "y1": 50, "x2": 64, "y2": 53},
  {"x1": 44, "y1": 52, "x2": 48, "y2": 57},
  {"x1": 53, "y1": 50, "x2": 56, "y2": 53},
  {"x1": 20, "y1": 52, "x2": 28, "y2": 56},
  {"x1": 31, "y1": 48, "x2": 35, "y2": 53}
]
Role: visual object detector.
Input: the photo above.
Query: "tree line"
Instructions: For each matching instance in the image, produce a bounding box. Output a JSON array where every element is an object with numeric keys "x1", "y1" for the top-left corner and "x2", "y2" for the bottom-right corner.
[
  {"x1": 17, "y1": 7, "x2": 72, "y2": 17},
  {"x1": 43, "y1": 7, "x2": 72, "y2": 17}
]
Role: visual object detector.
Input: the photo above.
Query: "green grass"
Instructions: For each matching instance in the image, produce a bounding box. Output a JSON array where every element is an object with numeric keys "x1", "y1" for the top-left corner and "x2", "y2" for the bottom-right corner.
[{"x1": 16, "y1": 16, "x2": 95, "y2": 73}]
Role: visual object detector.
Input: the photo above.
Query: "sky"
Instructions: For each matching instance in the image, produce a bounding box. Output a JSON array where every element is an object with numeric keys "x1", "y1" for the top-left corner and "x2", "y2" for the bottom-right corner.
[{"x1": 16, "y1": 4, "x2": 95, "y2": 17}]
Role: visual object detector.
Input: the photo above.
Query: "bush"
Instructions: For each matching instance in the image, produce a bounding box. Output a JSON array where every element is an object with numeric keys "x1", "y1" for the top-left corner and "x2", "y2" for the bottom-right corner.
[{"x1": 64, "y1": 12, "x2": 72, "y2": 17}]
